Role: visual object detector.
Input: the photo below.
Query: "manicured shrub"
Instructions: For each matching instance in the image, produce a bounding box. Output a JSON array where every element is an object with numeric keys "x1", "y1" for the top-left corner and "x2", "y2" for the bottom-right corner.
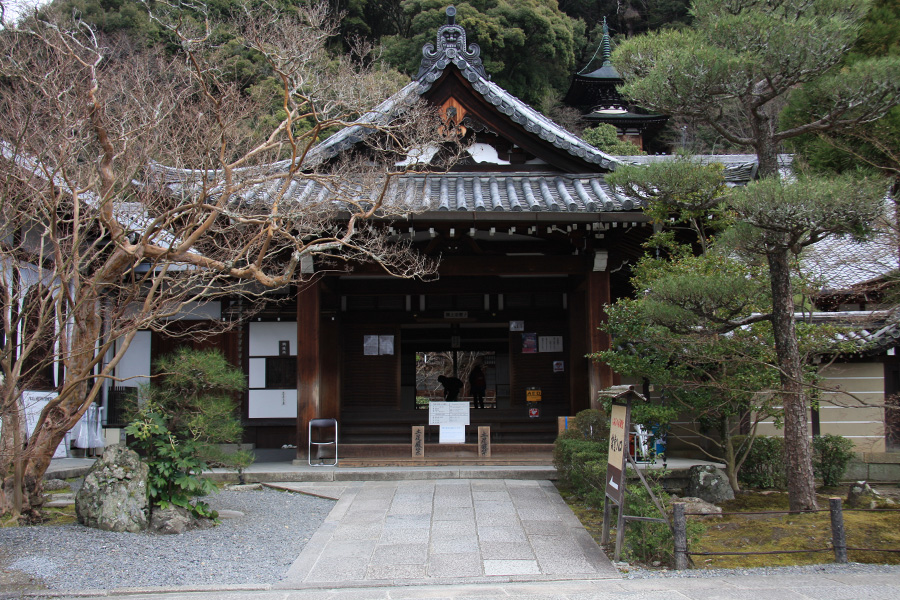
[
  {"x1": 813, "y1": 434, "x2": 856, "y2": 487},
  {"x1": 736, "y1": 435, "x2": 786, "y2": 489},
  {"x1": 553, "y1": 437, "x2": 608, "y2": 497}
]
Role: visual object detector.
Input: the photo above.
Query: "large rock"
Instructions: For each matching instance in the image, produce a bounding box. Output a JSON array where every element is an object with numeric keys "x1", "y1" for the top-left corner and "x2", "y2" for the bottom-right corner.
[
  {"x1": 846, "y1": 481, "x2": 881, "y2": 509},
  {"x1": 685, "y1": 465, "x2": 735, "y2": 504},
  {"x1": 75, "y1": 444, "x2": 149, "y2": 532}
]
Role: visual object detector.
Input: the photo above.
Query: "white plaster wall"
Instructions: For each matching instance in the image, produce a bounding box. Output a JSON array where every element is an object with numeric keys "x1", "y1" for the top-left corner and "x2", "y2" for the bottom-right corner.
[
  {"x1": 249, "y1": 321, "x2": 297, "y2": 356},
  {"x1": 164, "y1": 301, "x2": 222, "y2": 321},
  {"x1": 115, "y1": 330, "x2": 152, "y2": 387}
]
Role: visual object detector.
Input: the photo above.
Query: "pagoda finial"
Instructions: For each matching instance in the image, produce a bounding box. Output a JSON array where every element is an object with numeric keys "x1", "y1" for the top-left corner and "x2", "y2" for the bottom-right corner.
[{"x1": 601, "y1": 17, "x2": 612, "y2": 67}]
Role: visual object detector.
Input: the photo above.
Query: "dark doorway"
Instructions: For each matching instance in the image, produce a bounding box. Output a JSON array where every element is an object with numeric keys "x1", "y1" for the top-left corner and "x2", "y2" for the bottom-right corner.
[{"x1": 413, "y1": 350, "x2": 509, "y2": 409}]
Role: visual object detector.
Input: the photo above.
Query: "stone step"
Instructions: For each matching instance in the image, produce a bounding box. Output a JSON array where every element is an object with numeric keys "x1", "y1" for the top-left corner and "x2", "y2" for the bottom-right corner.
[{"x1": 44, "y1": 495, "x2": 75, "y2": 508}]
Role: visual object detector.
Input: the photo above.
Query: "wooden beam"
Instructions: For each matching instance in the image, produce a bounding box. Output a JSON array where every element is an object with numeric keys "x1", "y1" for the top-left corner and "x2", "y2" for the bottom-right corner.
[
  {"x1": 587, "y1": 270, "x2": 616, "y2": 404},
  {"x1": 296, "y1": 280, "x2": 321, "y2": 458},
  {"x1": 348, "y1": 255, "x2": 589, "y2": 278}
]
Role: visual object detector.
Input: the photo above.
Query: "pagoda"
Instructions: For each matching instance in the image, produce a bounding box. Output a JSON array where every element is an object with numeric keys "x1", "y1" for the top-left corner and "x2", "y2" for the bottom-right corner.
[{"x1": 563, "y1": 19, "x2": 668, "y2": 151}]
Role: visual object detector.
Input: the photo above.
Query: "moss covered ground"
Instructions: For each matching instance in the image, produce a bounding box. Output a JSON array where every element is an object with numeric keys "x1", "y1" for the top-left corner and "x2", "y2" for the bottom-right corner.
[{"x1": 559, "y1": 486, "x2": 900, "y2": 569}]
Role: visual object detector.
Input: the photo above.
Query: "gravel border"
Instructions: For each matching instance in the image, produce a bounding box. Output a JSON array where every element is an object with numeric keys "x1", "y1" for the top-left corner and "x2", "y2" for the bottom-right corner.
[{"x1": 0, "y1": 487, "x2": 334, "y2": 592}]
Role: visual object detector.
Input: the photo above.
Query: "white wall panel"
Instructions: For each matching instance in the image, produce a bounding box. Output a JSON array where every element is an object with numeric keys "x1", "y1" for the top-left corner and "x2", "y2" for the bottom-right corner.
[
  {"x1": 249, "y1": 321, "x2": 297, "y2": 356},
  {"x1": 116, "y1": 331, "x2": 151, "y2": 387},
  {"x1": 248, "y1": 358, "x2": 266, "y2": 388},
  {"x1": 248, "y1": 389, "x2": 297, "y2": 419}
]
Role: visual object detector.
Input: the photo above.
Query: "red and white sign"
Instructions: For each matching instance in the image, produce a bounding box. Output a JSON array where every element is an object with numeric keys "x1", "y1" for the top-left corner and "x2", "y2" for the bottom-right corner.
[{"x1": 606, "y1": 402, "x2": 630, "y2": 505}]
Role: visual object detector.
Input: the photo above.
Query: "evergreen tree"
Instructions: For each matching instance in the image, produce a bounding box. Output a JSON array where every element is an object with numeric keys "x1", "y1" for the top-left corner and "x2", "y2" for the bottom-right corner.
[{"x1": 610, "y1": 0, "x2": 900, "y2": 511}]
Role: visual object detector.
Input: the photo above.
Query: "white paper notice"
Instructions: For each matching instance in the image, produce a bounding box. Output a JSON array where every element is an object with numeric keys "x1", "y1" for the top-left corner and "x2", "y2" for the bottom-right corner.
[
  {"x1": 439, "y1": 425, "x2": 465, "y2": 444},
  {"x1": 378, "y1": 335, "x2": 394, "y2": 355}
]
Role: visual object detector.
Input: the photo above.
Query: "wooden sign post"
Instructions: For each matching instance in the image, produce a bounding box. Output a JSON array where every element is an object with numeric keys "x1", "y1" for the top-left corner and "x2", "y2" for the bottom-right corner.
[
  {"x1": 601, "y1": 400, "x2": 630, "y2": 559},
  {"x1": 598, "y1": 386, "x2": 673, "y2": 563}
]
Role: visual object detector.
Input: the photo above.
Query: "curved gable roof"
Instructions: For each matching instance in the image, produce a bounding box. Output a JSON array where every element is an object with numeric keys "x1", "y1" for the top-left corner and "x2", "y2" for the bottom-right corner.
[{"x1": 413, "y1": 9, "x2": 619, "y2": 171}]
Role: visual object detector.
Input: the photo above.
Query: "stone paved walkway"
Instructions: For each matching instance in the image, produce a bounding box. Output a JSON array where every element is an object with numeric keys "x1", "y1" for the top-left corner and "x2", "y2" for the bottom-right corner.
[{"x1": 270, "y1": 479, "x2": 617, "y2": 588}]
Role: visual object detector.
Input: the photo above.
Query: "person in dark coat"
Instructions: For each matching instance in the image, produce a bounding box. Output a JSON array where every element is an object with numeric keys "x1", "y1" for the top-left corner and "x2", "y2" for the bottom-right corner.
[
  {"x1": 437, "y1": 374, "x2": 464, "y2": 401},
  {"x1": 469, "y1": 364, "x2": 487, "y2": 408}
]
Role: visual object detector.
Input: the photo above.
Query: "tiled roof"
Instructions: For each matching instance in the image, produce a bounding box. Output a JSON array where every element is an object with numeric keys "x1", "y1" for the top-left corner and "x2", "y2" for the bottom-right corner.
[
  {"x1": 373, "y1": 172, "x2": 634, "y2": 213},
  {"x1": 806, "y1": 311, "x2": 900, "y2": 355},
  {"x1": 153, "y1": 171, "x2": 637, "y2": 214},
  {"x1": 801, "y1": 219, "x2": 898, "y2": 291},
  {"x1": 412, "y1": 9, "x2": 620, "y2": 171},
  {"x1": 620, "y1": 154, "x2": 793, "y2": 185},
  {"x1": 1, "y1": 140, "x2": 184, "y2": 249}
]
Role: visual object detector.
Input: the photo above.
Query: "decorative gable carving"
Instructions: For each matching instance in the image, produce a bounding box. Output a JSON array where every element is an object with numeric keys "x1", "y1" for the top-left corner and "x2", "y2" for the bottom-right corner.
[{"x1": 416, "y1": 6, "x2": 487, "y2": 81}]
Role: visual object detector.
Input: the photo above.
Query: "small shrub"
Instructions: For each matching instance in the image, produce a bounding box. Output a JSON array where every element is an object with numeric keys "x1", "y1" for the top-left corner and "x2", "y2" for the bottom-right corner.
[
  {"x1": 553, "y1": 437, "x2": 608, "y2": 499},
  {"x1": 126, "y1": 348, "x2": 248, "y2": 518},
  {"x1": 813, "y1": 434, "x2": 856, "y2": 487},
  {"x1": 737, "y1": 435, "x2": 785, "y2": 489},
  {"x1": 619, "y1": 469, "x2": 705, "y2": 567},
  {"x1": 572, "y1": 408, "x2": 610, "y2": 443},
  {"x1": 125, "y1": 408, "x2": 219, "y2": 518}
]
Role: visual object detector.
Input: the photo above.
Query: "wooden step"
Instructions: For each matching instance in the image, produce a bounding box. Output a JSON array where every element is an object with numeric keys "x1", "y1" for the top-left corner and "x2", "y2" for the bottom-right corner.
[
  {"x1": 333, "y1": 443, "x2": 554, "y2": 467},
  {"x1": 337, "y1": 457, "x2": 553, "y2": 467}
]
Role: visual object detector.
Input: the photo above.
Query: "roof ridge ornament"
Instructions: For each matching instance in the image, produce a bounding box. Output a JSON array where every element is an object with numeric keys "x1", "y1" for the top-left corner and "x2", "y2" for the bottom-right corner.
[
  {"x1": 416, "y1": 6, "x2": 487, "y2": 80},
  {"x1": 601, "y1": 18, "x2": 613, "y2": 67}
]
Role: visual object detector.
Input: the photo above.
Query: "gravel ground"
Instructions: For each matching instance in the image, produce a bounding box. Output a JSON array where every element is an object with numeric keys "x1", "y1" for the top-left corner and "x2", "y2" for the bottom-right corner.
[{"x1": 0, "y1": 487, "x2": 334, "y2": 593}]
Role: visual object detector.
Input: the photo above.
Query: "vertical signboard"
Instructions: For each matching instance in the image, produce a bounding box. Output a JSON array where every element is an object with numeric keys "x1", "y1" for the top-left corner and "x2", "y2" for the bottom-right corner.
[{"x1": 606, "y1": 401, "x2": 630, "y2": 505}]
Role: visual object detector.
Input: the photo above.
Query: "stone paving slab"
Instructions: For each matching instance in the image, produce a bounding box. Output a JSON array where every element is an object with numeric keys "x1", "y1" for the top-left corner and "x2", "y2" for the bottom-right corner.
[
  {"x1": 64, "y1": 570, "x2": 900, "y2": 600},
  {"x1": 277, "y1": 479, "x2": 617, "y2": 589}
]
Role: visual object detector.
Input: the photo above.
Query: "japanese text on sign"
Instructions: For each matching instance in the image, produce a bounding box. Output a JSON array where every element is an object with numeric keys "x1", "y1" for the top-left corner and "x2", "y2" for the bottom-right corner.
[{"x1": 429, "y1": 401, "x2": 470, "y2": 426}]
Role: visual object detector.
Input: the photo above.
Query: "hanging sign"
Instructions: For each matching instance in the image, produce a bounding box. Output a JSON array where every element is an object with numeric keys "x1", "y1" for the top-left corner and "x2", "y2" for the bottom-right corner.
[{"x1": 606, "y1": 401, "x2": 630, "y2": 505}]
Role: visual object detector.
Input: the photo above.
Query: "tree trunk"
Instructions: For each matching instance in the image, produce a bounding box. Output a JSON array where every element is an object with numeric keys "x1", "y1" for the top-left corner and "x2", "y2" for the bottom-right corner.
[
  {"x1": 754, "y1": 134, "x2": 781, "y2": 179},
  {"x1": 724, "y1": 443, "x2": 741, "y2": 494},
  {"x1": 0, "y1": 292, "x2": 105, "y2": 519},
  {"x1": 722, "y1": 427, "x2": 741, "y2": 493},
  {"x1": 767, "y1": 245, "x2": 818, "y2": 512},
  {"x1": 0, "y1": 391, "x2": 30, "y2": 519}
]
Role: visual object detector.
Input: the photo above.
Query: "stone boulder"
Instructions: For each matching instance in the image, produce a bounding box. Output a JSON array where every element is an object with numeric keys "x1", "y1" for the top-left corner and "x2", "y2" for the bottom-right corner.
[
  {"x1": 43, "y1": 479, "x2": 70, "y2": 491},
  {"x1": 846, "y1": 481, "x2": 881, "y2": 509},
  {"x1": 75, "y1": 444, "x2": 149, "y2": 532},
  {"x1": 674, "y1": 496, "x2": 723, "y2": 516},
  {"x1": 149, "y1": 504, "x2": 217, "y2": 534},
  {"x1": 685, "y1": 465, "x2": 735, "y2": 504}
]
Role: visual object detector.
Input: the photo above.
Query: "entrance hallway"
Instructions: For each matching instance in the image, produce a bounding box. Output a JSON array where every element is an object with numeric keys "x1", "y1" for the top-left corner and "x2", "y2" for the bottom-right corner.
[{"x1": 273, "y1": 479, "x2": 618, "y2": 587}]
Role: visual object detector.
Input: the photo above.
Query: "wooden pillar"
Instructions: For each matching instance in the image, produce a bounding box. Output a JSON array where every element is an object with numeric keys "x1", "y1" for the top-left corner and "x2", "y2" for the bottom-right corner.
[
  {"x1": 296, "y1": 280, "x2": 321, "y2": 459},
  {"x1": 587, "y1": 269, "x2": 615, "y2": 406}
]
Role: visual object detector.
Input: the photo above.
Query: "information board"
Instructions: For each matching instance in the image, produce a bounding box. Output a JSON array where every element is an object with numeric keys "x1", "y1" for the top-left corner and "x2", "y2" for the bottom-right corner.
[
  {"x1": 606, "y1": 402, "x2": 630, "y2": 505},
  {"x1": 428, "y1": 401, "x2": 470, "y2": 426}
]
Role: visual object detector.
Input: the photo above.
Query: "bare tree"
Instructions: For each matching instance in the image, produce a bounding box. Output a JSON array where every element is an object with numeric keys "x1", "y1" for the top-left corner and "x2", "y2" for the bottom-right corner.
[{"x1": 0, "y1": 2, "x2": 455, "y2": 520}]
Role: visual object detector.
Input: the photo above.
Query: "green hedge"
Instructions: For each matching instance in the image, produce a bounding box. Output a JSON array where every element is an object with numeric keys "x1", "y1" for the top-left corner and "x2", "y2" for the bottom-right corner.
[{"x1": 736, "y1": 434, "x2": 856, "y2": 489}]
